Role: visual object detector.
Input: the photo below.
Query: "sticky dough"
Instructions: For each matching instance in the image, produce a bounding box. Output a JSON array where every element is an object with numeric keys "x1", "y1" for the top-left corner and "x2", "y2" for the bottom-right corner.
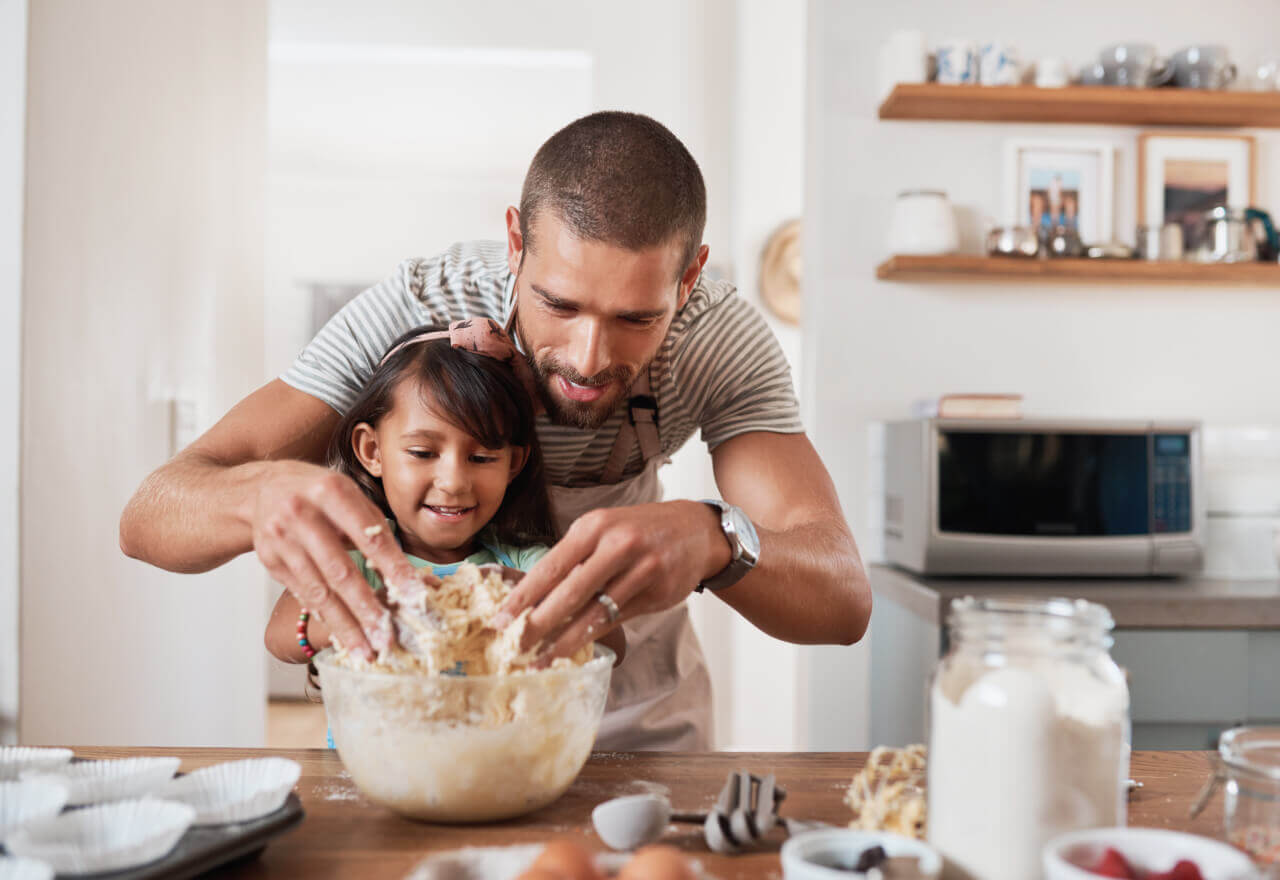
[{"x1": 333, "y1": 562, "x2": 593, "y2": 676}]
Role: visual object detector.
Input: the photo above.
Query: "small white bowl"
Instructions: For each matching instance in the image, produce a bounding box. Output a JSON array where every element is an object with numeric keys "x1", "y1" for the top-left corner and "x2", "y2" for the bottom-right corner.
[
  {"x1": 1044, "y1": 827, "x2": 1260, "y2": 880},
  {"x1": 4, "y1": 798, "x2": 195, "y2": 875},
  {"x1": 23, "y1": 757, "x2": 180, "y2": 806},
  {"x1": 0, "y1": 780, "x2": 69, "y2": 838},
  {"x1": 0, "y1": 749, "x2": 72, "y2": 783},
  {"x1": 154, "y1": 757, "x2": 300, "y2": 825},
  {"x1": 780, "y1": 829, "x2": 942, "y2": 879},
  {"x1": 0, "y1": 857, "x2": 55, "y2": 880}
]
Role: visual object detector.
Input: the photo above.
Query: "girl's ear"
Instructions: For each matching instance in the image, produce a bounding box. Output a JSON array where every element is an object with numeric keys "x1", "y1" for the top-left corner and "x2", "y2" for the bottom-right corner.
[
  {"x1": 352, "y1": 422, "x2": 383, "y2": 477},
  {"x1": 507, "y1": 445, "x2": 529, "y2": 484}
]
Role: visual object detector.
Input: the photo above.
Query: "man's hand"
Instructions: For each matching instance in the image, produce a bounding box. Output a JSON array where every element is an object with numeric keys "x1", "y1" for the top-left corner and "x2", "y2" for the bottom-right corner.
[
  {"x1": 252, "y1": 460, "x2": 437, "y2": 661},
  {"x1": 489, "y1": 500, "x2": 728, "y2": 664}
]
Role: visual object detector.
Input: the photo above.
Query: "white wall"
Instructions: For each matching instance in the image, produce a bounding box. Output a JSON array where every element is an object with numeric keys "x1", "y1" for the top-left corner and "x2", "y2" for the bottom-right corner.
[
  {"x1": 710, "y1": 0, "x2": 810, "y2": 751},
  {"x1": 805, "y1": 0, "x2": 1280, "y2": 749},
  {"x1": 21, "y1": 0, "x2": 267, "y2": 745},
  {"x1": 0, "y1": 0, "x2": 27, "y2": 745}
]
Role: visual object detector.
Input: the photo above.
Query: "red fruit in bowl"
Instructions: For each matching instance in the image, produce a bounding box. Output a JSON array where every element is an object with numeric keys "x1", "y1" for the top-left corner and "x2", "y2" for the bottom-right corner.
[
  {"x1": 1152, "y1": 861, "x2": 1205, "y2": 880},
  {"x1": 1093, "y1": 847, "x2": 1138, "y2": 879}
]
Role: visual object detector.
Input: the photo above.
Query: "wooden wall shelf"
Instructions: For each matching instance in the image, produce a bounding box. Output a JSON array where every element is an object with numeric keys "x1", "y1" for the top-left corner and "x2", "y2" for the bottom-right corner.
[
  {"x1": 877, "y1": 84, "x2": 1280, "y2": 128},
  {"x1": 876, "y1": 255, "x2": 1280, "y2": 285}
]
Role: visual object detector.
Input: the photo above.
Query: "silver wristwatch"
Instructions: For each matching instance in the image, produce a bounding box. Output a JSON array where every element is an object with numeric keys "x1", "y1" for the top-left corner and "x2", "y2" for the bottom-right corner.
[{"x1": 696, "y1": 499, "x2": 761, "y2": 593}]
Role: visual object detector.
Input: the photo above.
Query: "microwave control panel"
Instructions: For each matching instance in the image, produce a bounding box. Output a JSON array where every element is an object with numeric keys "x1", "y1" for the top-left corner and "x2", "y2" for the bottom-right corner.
[{"x1": 1152, "y1": 433, "x2": 1192, "y2": 534}]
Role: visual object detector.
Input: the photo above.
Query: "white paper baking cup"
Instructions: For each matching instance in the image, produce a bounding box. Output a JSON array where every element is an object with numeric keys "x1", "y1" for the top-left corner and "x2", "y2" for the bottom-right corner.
[
  {"x1": 4, "y1": 798, "x2": 194, "y2": 875},
  {"x1": 0, "y1": 780, "x2": 69, "y2": 838},
  {"x1": 0, "y1": 749, "x2": 72, "y2": 783},
  {"x1": 22, "y1": 757, "x2": 180, "y2": 806},
  {"x1": 154, "y1": 757, "x2": 301, "y2": 825},
  {"x1": 0, "y1": 856, "x2": 55, "y2": 880}
]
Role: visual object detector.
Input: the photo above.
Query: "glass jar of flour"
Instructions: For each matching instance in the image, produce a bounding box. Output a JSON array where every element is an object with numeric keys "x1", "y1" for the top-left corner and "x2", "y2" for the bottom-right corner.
[{"x1": 927, "y1": 597, "x2": 1130, "y2": 880}]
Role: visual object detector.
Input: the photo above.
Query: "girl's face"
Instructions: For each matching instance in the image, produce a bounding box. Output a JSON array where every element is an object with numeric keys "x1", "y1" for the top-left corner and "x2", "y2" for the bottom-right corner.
[{"x1": 352, "y1": 378, "x2": 527, "y2": 563}]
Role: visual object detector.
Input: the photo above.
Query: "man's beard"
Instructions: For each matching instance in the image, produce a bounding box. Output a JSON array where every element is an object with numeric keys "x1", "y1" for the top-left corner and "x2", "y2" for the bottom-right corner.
[
  {"x1": 516, "y1": 315, "x2": 635, "y2": 430},
  {"x1": 526, "y1": 352, "x2": 634, "y2": 430}
]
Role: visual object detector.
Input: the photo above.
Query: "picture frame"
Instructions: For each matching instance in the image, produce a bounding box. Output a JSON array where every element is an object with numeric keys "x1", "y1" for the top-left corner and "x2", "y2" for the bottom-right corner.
[
  {"x1": 1137, "y1": 132, "x2": 1256, "y2": 247},
  {"x1": 1004, "y1": 138, "x2": 1116, "y2": 244}
]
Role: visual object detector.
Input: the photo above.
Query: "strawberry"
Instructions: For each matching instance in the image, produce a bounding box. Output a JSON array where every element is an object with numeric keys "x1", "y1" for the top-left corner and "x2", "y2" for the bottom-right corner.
[
  {"x1": 1151, "y1": 861, "x2": 1205, "y2": 880},
  {"x1": 1093, "y1": 847, "x2": 1138, "y2": 879}
]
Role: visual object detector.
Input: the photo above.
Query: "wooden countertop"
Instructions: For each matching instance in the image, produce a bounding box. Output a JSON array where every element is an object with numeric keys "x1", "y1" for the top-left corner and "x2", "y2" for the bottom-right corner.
[
  {"x1": 872, "y1": 563, "x2": 1280, "y2": 629},
  {"x1": 69, "y1": 746, "x2": 1227, "y2": 880}
]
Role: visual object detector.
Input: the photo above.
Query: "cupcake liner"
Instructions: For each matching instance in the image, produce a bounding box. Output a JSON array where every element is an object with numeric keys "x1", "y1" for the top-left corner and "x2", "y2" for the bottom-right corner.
[
  {"x1": 0, "y1": 780, "x2": 68, "y2": 838},
  {"x1": 22, "y1": 757, "x2": 179, "y2": 806},
  {"x1": 155, "y1": 758, "x2": 300, "y2": 825},
  {"x1": 3, "y1": 798, "x2": 194, "y2": 875},
  {"x1": 0, "y1": 749, "x2": 72, "y2": 783},
  {"x1": 0, "y1": 857, "x2": 55, "y2": 880}
]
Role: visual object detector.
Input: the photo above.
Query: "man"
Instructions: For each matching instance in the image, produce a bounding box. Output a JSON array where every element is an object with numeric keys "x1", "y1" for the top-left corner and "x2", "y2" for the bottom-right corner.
[{"x1": 120, "y1": 111, "x2": 871, "y2": 750}]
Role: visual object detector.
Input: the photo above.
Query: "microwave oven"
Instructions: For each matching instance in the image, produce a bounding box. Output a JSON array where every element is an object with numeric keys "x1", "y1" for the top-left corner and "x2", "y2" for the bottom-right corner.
[{"x1": 883, "y1": 419, "x2": 1204, "y2": 576}]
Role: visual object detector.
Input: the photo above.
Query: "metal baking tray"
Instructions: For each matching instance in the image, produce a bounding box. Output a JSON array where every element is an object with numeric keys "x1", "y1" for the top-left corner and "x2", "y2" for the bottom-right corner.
[
  {"x1": 85, "y1": 791, "x2": 305, "y2": 879},
  {"x1": 9, "y1": 761, "x2": 305, "y2": 879}
]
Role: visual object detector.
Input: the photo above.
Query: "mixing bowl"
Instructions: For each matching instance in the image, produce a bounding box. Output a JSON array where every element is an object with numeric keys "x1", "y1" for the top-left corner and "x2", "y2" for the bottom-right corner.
[{"x1": 314, "y1": 645, "x2": 614, "y2": 823}]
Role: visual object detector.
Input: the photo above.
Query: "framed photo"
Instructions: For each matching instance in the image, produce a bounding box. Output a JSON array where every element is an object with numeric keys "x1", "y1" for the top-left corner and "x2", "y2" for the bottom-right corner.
[
  {"x1": 1138, "y1": 132, "x2": 1255, "y2": 247},
  {"x1": 1004, "y1": 139, "x2": 1116, "y2": 243}
]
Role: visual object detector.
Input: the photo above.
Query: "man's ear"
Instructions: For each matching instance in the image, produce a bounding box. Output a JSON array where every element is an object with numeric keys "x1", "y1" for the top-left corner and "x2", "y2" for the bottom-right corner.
[
  {"x1": 505, "y1": 206, "x2": 523, "y2": 276},
  {"x1": 507, "y1": 445, "x2": 529, "y2": 484},
  {"x1": 352, "y1": 423, "x2": 382, "y2": 478},
  {"x1": 678, "y1": 244, "x2": 710, "y2": 309}
]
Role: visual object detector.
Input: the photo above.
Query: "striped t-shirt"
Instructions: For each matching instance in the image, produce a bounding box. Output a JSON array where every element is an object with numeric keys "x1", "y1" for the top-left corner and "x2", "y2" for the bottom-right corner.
[{"x1": 282, "y1": 240, "x2": 803, "y2": 487}]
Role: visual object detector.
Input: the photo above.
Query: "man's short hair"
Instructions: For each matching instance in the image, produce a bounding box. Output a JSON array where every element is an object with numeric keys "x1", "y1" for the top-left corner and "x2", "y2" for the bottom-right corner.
[{"x1": 519, "y1": 111, "x2": 707, "y2": 276}]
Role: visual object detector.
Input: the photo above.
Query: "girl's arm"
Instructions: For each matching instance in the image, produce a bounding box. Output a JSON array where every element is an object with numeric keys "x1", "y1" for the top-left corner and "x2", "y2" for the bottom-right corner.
[{"x1": 266, "y1": 588, "x2": 334, "y2": 663}]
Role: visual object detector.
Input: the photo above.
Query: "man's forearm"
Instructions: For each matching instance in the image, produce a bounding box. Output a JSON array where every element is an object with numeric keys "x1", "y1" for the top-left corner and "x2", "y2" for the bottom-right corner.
[
  {"x1": 119, "y1": 452, "x2": 266, "y2": 573},
  {"x1": 711, "y1": 515, "x2": 871, "y2": 646}
]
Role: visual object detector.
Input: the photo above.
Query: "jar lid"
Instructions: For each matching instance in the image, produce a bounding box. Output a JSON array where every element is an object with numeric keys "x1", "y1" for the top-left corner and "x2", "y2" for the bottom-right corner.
[
  {"x1": 947, "y1": 595, "x2": 1115, "y2": 642},
  {"x1": 1219, "y1": 726, "x2": 1280, "y2": 782}
]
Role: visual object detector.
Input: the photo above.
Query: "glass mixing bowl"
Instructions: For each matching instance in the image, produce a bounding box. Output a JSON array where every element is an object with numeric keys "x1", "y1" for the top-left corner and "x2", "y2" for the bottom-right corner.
[{"x1": 314, "y1": 645, "x2": 614, "y2": 823}]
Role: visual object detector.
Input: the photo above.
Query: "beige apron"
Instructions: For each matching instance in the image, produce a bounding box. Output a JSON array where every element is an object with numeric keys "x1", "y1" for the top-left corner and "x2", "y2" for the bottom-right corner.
[{"x1": 503, "y1": 277, "x2": 714, "y2": 751}]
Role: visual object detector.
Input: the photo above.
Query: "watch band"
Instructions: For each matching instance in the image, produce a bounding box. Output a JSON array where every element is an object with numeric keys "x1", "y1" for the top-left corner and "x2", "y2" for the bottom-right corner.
[{"x1": 696, "y1": 499, "x2": 761, "y2": 593}]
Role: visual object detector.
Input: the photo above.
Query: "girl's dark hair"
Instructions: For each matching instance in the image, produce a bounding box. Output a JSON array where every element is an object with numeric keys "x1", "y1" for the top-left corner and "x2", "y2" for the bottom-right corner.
[{"x1": 328, "y1": 324, "x2": 557, "y2": 546}]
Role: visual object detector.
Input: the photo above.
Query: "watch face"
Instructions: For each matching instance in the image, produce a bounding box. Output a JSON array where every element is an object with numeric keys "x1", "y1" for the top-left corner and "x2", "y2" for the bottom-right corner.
[{"x1": 727, "y1": 506, "x2": 761, "y2": 560}]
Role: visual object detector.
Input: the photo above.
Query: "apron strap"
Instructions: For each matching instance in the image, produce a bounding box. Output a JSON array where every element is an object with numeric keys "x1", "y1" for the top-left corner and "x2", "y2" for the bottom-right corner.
[
  {"x1": 601, "y1": 369, "x2": 661, "y2": 484},
  {"x1": 503, "y1": 272, "x2": 517, "y2": 335}
]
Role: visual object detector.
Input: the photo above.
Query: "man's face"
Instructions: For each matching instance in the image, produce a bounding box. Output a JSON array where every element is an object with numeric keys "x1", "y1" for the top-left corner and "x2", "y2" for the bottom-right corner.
[{"x1": 508, "y1": 211, "x2": 693, "y2": 430}]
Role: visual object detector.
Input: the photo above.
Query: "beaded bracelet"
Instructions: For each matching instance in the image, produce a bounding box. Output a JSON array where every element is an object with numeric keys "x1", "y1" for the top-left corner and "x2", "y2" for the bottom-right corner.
[{"x1": 297, "y1": 608, "x2": 317, "y2": 659}]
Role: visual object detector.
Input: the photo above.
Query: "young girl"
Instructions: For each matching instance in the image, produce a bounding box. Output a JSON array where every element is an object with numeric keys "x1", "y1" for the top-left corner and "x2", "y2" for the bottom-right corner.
[{"x1": 264, "y1": 319, "x2": 623, "y2": 666}]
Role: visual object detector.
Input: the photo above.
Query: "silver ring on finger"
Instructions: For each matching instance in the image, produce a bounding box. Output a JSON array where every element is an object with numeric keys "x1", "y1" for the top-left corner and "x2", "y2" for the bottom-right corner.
[{"x1": 596, "y1": 591, "x2": 621, "y2": 624}]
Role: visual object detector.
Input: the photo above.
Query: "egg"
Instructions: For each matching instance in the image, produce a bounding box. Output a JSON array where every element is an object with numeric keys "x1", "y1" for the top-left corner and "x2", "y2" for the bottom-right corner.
[
  {"x1": 528, "y1": 839, "x2": 603, "y2": 880},
  {"x1": 516, "y1": 871, "x2": 569, "y2": 880},
  {"x1": 616, "y1": 845, "x2": 696, "y2": 880}
]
